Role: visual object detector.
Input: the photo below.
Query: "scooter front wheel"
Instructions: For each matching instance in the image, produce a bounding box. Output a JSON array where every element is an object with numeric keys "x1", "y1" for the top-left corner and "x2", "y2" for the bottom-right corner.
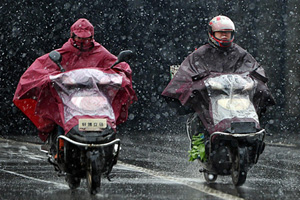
[
  {"x1": 66, "y1": 175, "x2": 81, "y2": 189},
  {"x1": 204, "y1": 172, "x2": 217, "y2": 183},
  {"x1": 86, "y1": 155, "x2": 101, "y2": 195},
  {"x1": 231, "y1": 147, "x2": 247, "y2": 186}
]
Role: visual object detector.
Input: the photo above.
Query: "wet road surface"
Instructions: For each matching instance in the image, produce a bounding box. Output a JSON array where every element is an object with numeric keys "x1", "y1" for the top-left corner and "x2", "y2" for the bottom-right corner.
[{"x1": 1, "y1": 130, "x2": 300, "y2": 200}]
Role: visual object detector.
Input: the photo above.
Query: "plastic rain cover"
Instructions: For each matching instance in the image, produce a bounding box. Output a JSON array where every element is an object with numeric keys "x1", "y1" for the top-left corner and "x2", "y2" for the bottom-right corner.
[
  {"x1": 204, "y1": 74, "x2": 259, "y2": 127},
  {"x1": 50, "y1": 68, "x2": 122, "y2": 123}
]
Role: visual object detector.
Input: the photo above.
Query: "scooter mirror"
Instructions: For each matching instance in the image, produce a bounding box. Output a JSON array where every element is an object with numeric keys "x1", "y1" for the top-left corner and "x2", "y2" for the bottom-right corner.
[
  {"x1": 117, "y1": 50, "x2": 134, "y2": 63},
  {"x1": 111, "y1": 50, "x2": 134, "y2": 68},
  {"x1": 49, "y1": 50, "x2": 65, "y2": 72},
  {"x1": 49, "y1": 50, "x2": 62, "y2": 63}
]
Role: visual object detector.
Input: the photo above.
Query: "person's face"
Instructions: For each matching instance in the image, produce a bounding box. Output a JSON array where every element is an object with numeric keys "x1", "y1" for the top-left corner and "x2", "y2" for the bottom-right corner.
[
  {"x1": 214, "y1": 31, "x2": 232, "y2": 40},
  {"x1": 74, "y1": 36, "x2": 93, "y2": 43},
  {"x1": 72, "y1": 35, "x2": 94, "y2": 51}
]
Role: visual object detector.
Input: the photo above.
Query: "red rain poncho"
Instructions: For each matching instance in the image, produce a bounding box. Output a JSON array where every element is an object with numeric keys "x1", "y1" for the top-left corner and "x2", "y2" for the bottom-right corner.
[{"x1": 13, "y1": 19, "x2": 137, "y2": 141}]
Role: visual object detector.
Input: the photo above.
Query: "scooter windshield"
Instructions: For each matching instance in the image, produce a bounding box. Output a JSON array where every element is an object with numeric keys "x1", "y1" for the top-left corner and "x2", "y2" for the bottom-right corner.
[
  {"x1": 204, "y1": 74, "x2": 259, "y2": 127},
  {"x1": 50, "y1": 68, "x2": 122, "y2": 123}
]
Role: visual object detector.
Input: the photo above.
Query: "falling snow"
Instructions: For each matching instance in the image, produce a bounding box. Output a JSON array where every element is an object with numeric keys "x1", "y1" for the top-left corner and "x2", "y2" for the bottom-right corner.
[{"x1": 0, "y1": 0, "x2": 300, "y2": 139}]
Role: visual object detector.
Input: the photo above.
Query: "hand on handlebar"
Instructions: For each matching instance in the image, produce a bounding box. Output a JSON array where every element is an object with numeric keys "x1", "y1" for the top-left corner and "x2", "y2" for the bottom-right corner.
[
  {"x1": 208, "y1": 80, "x2": 224, "y2": 90},
  {"x1": 62, "y1": 75, "x2": 76, "y2": 85},
  {"x1": 242, "y1": 81, "x2": 254, "y2": 91}
]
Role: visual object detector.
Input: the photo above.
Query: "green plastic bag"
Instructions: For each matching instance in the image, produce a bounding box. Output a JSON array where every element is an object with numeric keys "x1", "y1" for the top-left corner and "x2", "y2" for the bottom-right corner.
[{"x1": 188, "y1": 133, "x2": 207, "y2": 162}]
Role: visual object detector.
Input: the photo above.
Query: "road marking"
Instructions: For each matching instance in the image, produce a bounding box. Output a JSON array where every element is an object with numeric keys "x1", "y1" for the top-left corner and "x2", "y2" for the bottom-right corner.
[
  {"x1": 0, "y1": 168, "x2": 68, "y2": 189},
  {"x1": 265, "y1": 142, "x2": 296, "y2": 147},
  {"x1": 258, "y1": 164, "x2": 300, "y2": 175},
  {"x1": 118, "y1": 161, "x2": 244, "y2": 200}
]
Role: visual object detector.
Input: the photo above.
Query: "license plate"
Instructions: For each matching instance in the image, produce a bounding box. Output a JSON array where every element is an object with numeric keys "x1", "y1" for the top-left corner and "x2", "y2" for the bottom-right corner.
[{"x1": 79, "y1": 118, "x2": 107, "y2": 131}]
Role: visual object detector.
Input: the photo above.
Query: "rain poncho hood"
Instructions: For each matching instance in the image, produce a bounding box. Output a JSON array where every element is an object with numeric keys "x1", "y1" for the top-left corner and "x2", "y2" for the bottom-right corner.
[
  {"x1": 162, "y1": 43, "x2": 275, "y2": 133},
  {"x1": 13, "y1": 37, "x2": 137, "y2": 141},
  {"x1": 70, "y1": 18, "x2": 94, "y2": 38}
]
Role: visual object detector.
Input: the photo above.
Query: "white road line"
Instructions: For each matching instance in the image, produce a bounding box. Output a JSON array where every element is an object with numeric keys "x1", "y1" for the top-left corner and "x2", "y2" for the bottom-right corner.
[
  {"x1": 258, "y1": 164, "x2": 300, "y2": 175},
  {"x1": 0, "y1": 168, "x2": 68, "y2": 189},
  {"x1": 265, "y1": 142, "x2": 296, "y2": 147},
  {"x1": 118, "y1": 161, "x2": 244, "y2": 200}
]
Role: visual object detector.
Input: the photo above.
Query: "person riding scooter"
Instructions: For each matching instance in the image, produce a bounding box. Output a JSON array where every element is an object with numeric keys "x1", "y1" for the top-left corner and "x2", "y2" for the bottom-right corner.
[
  {"x1": 13, "y1": 18, "x2": 137, "y2": 148},
  {"x1": 162, "y1": 15, "x2": 275, "y2": 154}
]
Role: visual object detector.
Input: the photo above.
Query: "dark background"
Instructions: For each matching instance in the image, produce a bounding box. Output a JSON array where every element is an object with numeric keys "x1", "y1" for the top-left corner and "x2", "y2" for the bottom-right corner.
[{"x1": 1, "y1": 0, "x2": 300, "y2": 138}]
